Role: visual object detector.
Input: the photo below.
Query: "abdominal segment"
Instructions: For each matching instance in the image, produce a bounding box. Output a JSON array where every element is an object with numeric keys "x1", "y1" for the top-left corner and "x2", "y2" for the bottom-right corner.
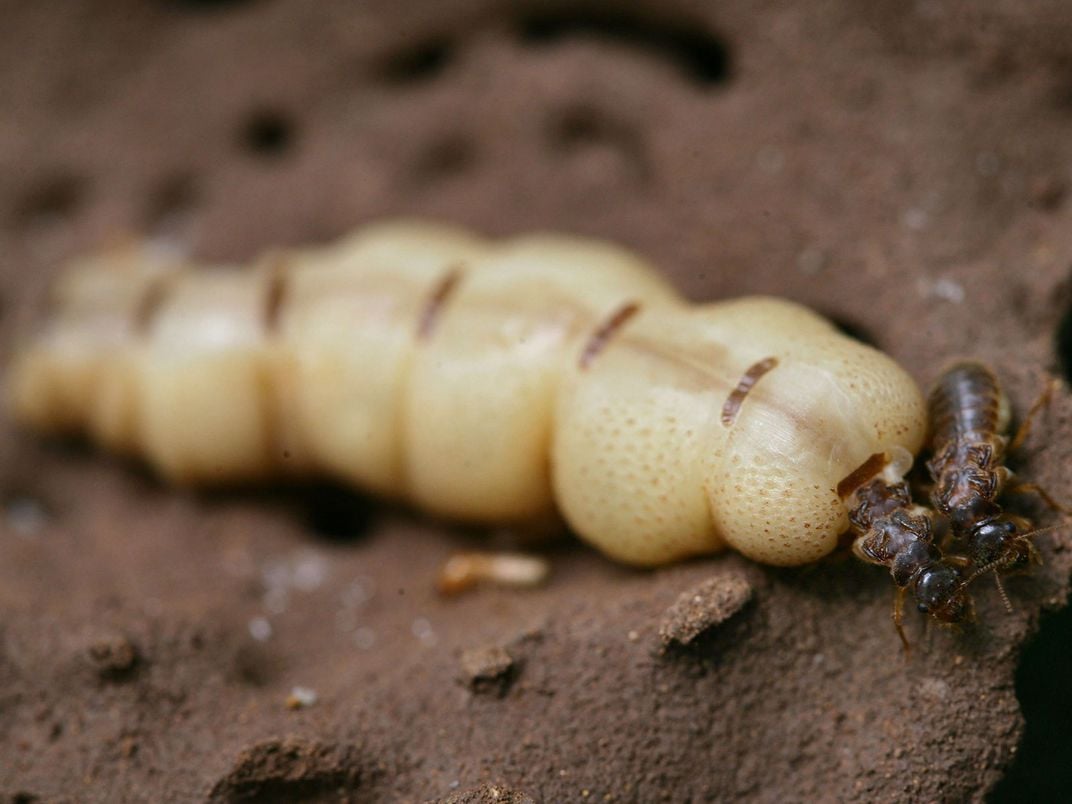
[{"x1": 7, "y1": 221, "x2": 927, "y2": 567}]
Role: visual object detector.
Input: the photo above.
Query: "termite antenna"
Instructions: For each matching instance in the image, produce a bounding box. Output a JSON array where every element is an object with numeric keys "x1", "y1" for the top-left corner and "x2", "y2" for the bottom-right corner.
[
  {"x1": 992, "y1": 571, "x2": 1013, "y2": 614},
  {"x1": 959, "y1": 562, "x2": 1015, "y2": 615},
  {"x1": 1008, "y1": 374, "x2": 1059, "y2": 452},
  {"x1": 1016, "y1": 523, "x2": 1067, "y2": 553},
  {"x1": 960, "y1": 556, "x2": 1010, "y2": 589}
]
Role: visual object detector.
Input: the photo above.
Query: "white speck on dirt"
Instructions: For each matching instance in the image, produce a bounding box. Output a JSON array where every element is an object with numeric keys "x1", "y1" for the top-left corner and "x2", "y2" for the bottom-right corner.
[{"x1": 248, "y1": 616, "x2": 272, "y2": 642}]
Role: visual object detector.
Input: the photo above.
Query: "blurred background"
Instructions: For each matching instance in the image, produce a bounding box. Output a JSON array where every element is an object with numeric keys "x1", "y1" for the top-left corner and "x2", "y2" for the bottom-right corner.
[{"x1": 3, "y1": 1, "x2": 1072, "y2": 800}]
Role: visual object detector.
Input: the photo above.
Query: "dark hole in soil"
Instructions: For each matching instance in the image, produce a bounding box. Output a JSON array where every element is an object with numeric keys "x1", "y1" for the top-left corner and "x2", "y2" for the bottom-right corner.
[
  {"x1": 299, "y1": 485, "x2": 373, "y2": 543},
  {"x1": 825, "y1": 314, "x2": 881, "y2": 349},
  {"x1": 989, "y1": 601, "x2": 1072, "y2": 802},
  {"x1": 410, "y1": 135, "x2": 475, "y2": 184},
  {"x1": 378, "y1": 39, "x2": 453, "y2": 84},
  {"x1": 146, "y1": 172, "x2": 200, "y2": 234},
  {"x1": 517, "y1": 9, "x2": 730, "y2": 87},
  {"x1": 549, "y1": 105, "x2": 609, "y2": 150},
  {"x1": 232, "y1": 643, "x2": 277, "y2": 687},
  {"x1": 240, "y1": 110, "x2": 294, "y2": 158},
  {"x1": 545, "y1": 104, "x2": 650, "y2": 183},
  {"x1": 166, "y1": 0, "x2": 256, "y2": 10},
  {"x1": 1056, "y1": 302, "x2": 1072, "y2": 384},
  {"x1": 13, "y1": 173, "x2": 86, "y2": 228}
]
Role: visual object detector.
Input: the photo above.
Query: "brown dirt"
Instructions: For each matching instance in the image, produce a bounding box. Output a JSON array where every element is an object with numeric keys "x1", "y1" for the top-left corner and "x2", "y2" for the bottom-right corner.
[{"x1": 3, "y1": 1, "x2": 1072, "y2": 801}]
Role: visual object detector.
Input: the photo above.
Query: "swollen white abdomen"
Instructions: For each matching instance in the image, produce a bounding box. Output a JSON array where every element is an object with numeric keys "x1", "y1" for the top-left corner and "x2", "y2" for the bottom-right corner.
[{"x1": 6, "y1": 221, "x2": 927, "y2": 567}]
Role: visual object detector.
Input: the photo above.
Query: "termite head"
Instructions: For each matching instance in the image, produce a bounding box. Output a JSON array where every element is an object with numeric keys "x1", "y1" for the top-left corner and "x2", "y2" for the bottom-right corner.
[
  {"x1": 969, "y1": 518, "x2": 1027, "y2": 571},
  {"x1": 914, "y1": 563, "x2": 972, "y2": 623}
]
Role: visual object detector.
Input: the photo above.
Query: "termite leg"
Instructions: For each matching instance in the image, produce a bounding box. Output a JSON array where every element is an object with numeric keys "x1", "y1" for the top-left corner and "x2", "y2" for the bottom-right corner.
[
  {"x1": 1025, "y1": 536, "x2": 1044, "y2": 566},
  {"x1": 1005, "y1": 481, "x2": 1072, "y2": 515},
  {"x1": 1009, "y1": 377, "x2": 1058, "y2": 452},
  {"x1": 893, "y1": 587, "x2": 910, "y2": 655}
]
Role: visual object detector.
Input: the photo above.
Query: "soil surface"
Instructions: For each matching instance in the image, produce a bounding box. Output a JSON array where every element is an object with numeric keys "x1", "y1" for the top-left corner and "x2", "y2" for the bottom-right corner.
[{"x1": 3, "y1": 1, "x2": 1072, "y2": 801}]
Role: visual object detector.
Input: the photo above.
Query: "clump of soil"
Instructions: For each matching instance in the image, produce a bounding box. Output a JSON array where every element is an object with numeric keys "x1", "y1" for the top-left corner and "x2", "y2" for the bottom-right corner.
[{"x1": 658, "y1": 569, "x2": 753, "y2": 647}]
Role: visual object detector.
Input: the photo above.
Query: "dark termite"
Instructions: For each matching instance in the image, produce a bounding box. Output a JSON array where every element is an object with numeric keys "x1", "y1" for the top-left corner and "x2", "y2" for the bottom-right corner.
[
  {"x1": 844, "y1": 460, "x2": 974, "y2": 652},
  {"x1": 927, "y1": 361, "x2": 1065, "y2": 607}
]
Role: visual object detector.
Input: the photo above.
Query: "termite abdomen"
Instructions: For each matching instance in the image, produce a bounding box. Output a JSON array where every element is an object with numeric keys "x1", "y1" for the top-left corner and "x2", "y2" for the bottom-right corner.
[
  {"x1": 927, "y1": 361, "x2": 1008, "y2": 448},
  {"x1": 927, "y1": 362, "x2": 1010, "y2": 535}
]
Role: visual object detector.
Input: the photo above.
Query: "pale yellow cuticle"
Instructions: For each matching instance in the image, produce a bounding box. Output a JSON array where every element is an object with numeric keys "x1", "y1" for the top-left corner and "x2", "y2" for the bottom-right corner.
[{"x1": 6, "y1": 221, "x2": 926, "y2": 568}]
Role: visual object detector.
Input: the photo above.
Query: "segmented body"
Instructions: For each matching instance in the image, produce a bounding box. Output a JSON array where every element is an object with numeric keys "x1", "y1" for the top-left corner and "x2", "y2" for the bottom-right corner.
[
  {"x1": 928, "y1": 362, "x2": 1010, "y2": 532},
  {"x1": 7, "y1": 220, "x2": 928, "y2": 569},
  {"x1": 848, "y1": 474, "x2": 971, "y2": 645},
  {"x1": 926, "y1": 362, "x2": 1032, "y2": 573}
]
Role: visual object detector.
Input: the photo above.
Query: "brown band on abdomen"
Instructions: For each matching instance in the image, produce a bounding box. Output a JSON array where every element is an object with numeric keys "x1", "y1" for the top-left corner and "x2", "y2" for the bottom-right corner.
[
  {"x1": 580, "y1": 301, "x2": 641, "y2": 369},
  {"x1": 417, "y1": 266, "x2": 464, "y2": 340},
  {"x1": 836, "y1": 452, "x2": 888, "y2": 500},
  {"x1": 263, "y1": 267, "x2": 289, "y2": 334},
  {"x1": 720, "y1": 357, "x2": 779, "y2": 427},
  {"x1": 133, "y1": 275, "x2": 174, "y2": 336}
]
